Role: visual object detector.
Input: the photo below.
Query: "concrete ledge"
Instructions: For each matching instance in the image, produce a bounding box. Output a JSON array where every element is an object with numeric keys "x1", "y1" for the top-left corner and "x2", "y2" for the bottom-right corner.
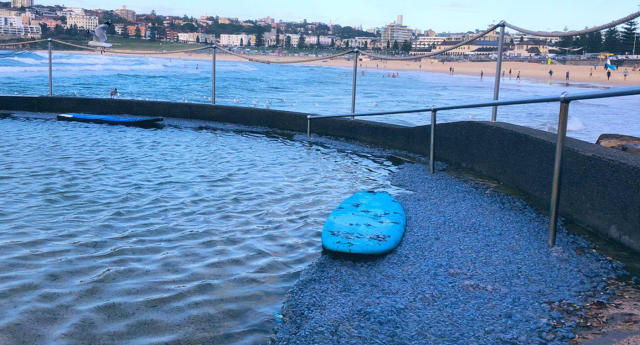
[{"x1": 2, "y1": 96, "x2": 639, "y2": 252}]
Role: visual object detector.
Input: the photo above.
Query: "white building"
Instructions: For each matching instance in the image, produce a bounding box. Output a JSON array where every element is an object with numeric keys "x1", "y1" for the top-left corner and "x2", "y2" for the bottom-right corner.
[
  {"x1": 412, "y1": 35, "x2": 446, "y2": 51},
  {"x1": 66, "y1": 15, "x2": 98, "y2": 30},
  {"x1": 0, "y1": 15, "x2": 41, "y2": 38},
  {"x1": 177, "y1": 32, "x2": 215, "y2": 43},
  {"x1": 381, "y1": 23, "x2": 411, "y2": 46},
  {"x1": 11, "y1": 0, "x2": 33, "y2": 8},
  {"x1": 305, "y1": 35, "x2": 333, "y2": 47},
  {"x1": 220, "y1": 33, "x2": 252, "y2": 46},
  {"x1": 343, "y1": 36, "x2": 377, "y2": 49}
]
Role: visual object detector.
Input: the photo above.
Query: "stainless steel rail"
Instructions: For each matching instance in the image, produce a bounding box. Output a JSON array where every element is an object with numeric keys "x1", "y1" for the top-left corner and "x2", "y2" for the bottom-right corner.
[{"x1": 306, "y1": 85, "x2": 640, "y2": 247}]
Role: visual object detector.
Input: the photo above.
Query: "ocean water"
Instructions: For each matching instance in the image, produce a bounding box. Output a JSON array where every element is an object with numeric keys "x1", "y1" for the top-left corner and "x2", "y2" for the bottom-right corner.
[
  {"x1": 1, "y1": 50, "x2": 639, "y2": 142},
  {"x1": 0, "y1": 114, "x2": 402, "y2": 344}
]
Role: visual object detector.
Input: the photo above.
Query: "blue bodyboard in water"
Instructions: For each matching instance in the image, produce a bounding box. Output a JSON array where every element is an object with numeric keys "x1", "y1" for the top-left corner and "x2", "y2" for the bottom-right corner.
[
  {"x1": 322, "y1": 191, "x2": 406, "y2": 255},
  {"x1": 57, "y1": 113, "x2": 163, "y2": 127}
]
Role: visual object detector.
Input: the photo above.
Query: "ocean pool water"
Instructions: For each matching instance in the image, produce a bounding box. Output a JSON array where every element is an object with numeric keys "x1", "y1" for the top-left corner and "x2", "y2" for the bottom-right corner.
[
  {"x1": 1, "y1": 50, "x2": 639, "y2": 142},
  {"x1": 0, "y1": 114, "x2": 401, "y2": 344}
]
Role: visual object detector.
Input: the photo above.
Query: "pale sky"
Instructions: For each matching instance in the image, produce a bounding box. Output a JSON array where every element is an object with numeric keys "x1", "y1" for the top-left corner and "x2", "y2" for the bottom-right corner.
[{"x1": 37, "y1": 0, "x2": 640, "y2": 33}]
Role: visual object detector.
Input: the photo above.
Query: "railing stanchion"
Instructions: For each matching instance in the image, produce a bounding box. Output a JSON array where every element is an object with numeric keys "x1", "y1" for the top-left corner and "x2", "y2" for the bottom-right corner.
[
  {"x1": 307, "y1": 116, "x2": 311, "y2": 138},
  {"x1": 491, "y1": 23, "x2": 505, "y2": 122},
  {"x1": 430, "y1": 109, "x2": 436, "y2": 174},
  {"x1": 548, "y1": 96, "x2": 570, "y2": 246},
  {"x1": 48, "y1": 38, "x2": 52, "y2": 97},
  {"x1": 351, "y1": 49, "x2": 359, "y2": 119},
  {"x1": 212, "y1": 45, "x2": 216, "y2": 105}
]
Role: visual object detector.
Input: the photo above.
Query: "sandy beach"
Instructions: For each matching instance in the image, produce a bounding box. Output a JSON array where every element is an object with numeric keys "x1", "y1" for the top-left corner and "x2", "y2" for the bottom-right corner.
[{"x1": 54, "y1": 49, "x2": 640, "y2": 87}]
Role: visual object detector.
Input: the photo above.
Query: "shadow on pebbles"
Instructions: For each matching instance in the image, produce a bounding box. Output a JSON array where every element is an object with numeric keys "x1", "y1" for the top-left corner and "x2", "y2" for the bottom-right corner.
[{"x1": 270, "y1": 163, "x2": 630, "y2": 345}]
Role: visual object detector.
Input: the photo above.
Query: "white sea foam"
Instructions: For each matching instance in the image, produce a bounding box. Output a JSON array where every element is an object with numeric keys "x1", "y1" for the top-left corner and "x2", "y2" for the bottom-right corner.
[{"x1": 567, "y1": 116, "x2": 586, "y2": 131}]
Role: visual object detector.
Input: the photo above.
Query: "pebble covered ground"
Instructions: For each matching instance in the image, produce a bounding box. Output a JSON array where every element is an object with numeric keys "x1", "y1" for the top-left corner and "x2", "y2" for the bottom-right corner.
[{"x1": 271, "y1": 163, "x2": 626, "y2": 345}]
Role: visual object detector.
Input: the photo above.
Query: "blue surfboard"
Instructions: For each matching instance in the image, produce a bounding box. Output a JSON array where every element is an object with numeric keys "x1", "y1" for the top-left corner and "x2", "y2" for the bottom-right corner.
[
  {"x1": 322, "y1": 191, "x2": 406, "y2": 255},
  {"x1": 57, "y1": 113, "x2": 163, "y2": 127}
]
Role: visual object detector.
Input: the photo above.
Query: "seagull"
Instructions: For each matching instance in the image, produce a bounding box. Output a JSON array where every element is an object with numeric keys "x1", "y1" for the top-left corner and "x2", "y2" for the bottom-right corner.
[
  {"x1": 93, "y1": 21, "x2": 111, "y2": 44},
  {"x1": 88, "y1": 21, "x2": 112, "y2": 48}
]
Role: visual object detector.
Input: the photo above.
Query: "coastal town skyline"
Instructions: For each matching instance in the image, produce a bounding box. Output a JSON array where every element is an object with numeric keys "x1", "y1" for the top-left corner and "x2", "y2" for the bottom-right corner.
[{"x1": 35, "y1": 0, "x2": 640, "y2": 33}]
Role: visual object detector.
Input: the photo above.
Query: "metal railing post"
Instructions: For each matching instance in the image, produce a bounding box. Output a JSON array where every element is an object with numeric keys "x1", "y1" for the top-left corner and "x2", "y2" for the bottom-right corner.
[
  {"x1": 212, "y1": 45, "x2": 216, "y2": 105},
  {"x1": 430, "y1": 108, "x2": 436, "y2": 174},
  {"x1": 351, "y1": 49, "x2": 359, "y2": 118},
  {"x1": 48, "y1": 38, "x2": 52, "y2": 96},
  {"x1": 307, "y1": 115, "x2": 311, "y2": 138},
  {"x1": 491, "y1": 23, "x2": 505, "y2": 122},
  {"x1": 548, "y1": 96, "x2": 570, "y2": 246}
]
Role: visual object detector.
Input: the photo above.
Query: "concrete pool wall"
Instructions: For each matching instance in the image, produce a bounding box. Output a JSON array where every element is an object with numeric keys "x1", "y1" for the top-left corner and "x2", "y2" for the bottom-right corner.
[{"x1": 2, "y1": 95, "x2": 639, "y2": 253}]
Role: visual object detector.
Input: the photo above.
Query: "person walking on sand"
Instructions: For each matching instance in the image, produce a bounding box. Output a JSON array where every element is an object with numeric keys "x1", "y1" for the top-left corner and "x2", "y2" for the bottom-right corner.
[
  {"x1": 516, "y1": 71, "x2": 521, "y2": 80},
  {"x1": 548, "y1": 69, "x2": 553, "y2": 80},
  {"x1": 607, "y1": 70, "x2": 611, "y2": 80},
  {"x1": 480, "y1": 70, "x2": 484, "y2": 80},
  {"x1": 624, "y1": 69, "x2": 629, "y2": 80},
  {"x1": 565, "y1": 71, "x2": 570, "y2": 81},
  {"x1": 509, "y1": 69, "x2": 512, "y2": 79}
]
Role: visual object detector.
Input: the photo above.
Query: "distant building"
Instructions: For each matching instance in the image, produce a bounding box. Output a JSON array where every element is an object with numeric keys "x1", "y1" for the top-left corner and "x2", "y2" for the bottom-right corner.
[
  {"x1": 39, "y1": 17, "x2": 62, "y2": 28},
  {"x1": 305, "y1": 35, "x2": 333, "y2": 47},
  {"x1": 343, "y1": 36, "x2": 377, "y2": 49},
  {"x1": 0, "y1": 15, "x2": 41, "y2": 38},
  {"x1": 127, "y1": 24, "x2": 146, "y2": 37},
  {"x1": 66, "y1": 15, "x2": 98, "y2": 30},
  {"x1": 381, "y1": 22, "x2": 411, "y2": 46},
  {"x1": 219, "y1": 33, "x2": 252, "y2": 46},
  {"x1": 11, "y1": 0, "x2": 33, "y2": 8},
  {"x1": 115, "y1": 5, "x2": 136, "y2": 22},
  {"x1": 412, "y1": 35, "x2": 445, "y2": 51}
]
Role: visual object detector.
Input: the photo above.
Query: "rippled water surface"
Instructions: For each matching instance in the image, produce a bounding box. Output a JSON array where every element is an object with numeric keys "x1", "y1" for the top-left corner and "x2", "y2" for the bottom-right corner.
[
  {"x1": 1, "y1": 50, "x2": 639, "y2": 142},
  {"x1": 0, "y1": 115, "x2": 400, "y2": 344}
]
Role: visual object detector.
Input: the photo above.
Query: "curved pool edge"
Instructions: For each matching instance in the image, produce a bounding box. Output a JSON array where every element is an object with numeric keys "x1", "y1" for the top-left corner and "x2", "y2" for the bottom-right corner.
[{"x1": 2, "y1": 95, "x2": 639, "y2": 255}]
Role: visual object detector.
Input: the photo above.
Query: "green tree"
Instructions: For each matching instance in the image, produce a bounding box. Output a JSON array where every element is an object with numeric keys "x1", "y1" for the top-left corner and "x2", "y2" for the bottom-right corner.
[
  {"x1": 246, "y1": 37, "x2": 251, "y2": 47},
  {"x1": 621, "y1": 20, "x2": 638, "y2": 54},
  {"x1": 587, "y1": 31, "x2": 603, "y2": 53},
  {"x1": 107, "y1": 24, "x2": 116, "y2": 35},
  {"x1": 297, "y1": 33, "x2": 305, "y2": 49},
  {"x1": 603, "y1": 27, "x2": 620, "y2": 53},
  {"x1": 392, "y1": 40, "x2": 399, "y2": 50},
  {"x1": 386, "y1": 40, "x2": 390, "y2": 49},
  {"x1": 363, "y1": 41, "x2": 367, "y2": 50},
  {"x1": 196, "y1": 35, "x2": 200, "y2": 43},
  {"x1": 239, "y1": 37, "x2": 243, "y2": 47},
  {"x1": 344, "y1": 40, "x2": 349, "y2": 48},
  {"x1": 284, "y1": 35, "x2": 291, "y2": 48},
  {"x1": 402, "y1": 40, "x2": 411, "y2": 52},
  {"x1": 330, "y1": 37, "x2": 334, "y2": 47},
  {"x1": 316, "y1": 34, "x2": 321, "y2": 48},
  {"x1": 122, "y1": 24, "x2": 129, "y2": 38},
  {"x1": 255, "y1": 32, "x2": 264, "y2": 47},
  {"x1": 134, "y1": 26, "x2": 141, "y2": 39},
  {"x1": 149, "y1": 24, "x2": 157, "y2": 41},
  {"x1": 275, "y1": 28, "x2": 281, "y2": 46}
]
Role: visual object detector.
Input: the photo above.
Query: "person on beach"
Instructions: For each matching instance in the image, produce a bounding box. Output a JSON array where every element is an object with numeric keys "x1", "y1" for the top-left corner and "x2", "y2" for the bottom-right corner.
[
  {"x1": 516, "y1": 71, "x2": 521, "y2": 80},
  {"x1": 594, "y1": 63, "x2": 597, "y2": 70},
  {"x1": 565, "y1": 71, "x2": 569, "y2": 81},
  {"x1": 548, "y1": 69, "x2": 553, "y2": 79},
  {"x1": 624, "y1": 69, "x2": 628, "y2": 80},
  {"x1": 509, "y1": 69, "x2": 512, "y2": 78},
  {"x1": 110, "y1": 88, "x2": 118, "y2": 98},
  {"x1": 480, "y1": 70, "x2": 483, "y2": 80},
  {"x1": 502, "y1": 70, "x2": 505, "y2": 78},
  {"x1": 590, "y1": 69, "x2": 593, "y2": 78},
  {"x1": 607, "y1": 70, "x2": 611, "y2": 80}
]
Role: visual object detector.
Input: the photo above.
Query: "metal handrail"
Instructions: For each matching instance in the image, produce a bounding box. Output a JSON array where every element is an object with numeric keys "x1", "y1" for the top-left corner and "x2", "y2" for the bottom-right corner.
[{"x1": 306, "y1": 85, "x2": 640, "y2": 247}]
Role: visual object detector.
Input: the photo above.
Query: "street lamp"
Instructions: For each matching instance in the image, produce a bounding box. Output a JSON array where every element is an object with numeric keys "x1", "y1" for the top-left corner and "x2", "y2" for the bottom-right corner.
[{"x1": 634, "y1": 33, "x2": 638, "y2": 56}]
